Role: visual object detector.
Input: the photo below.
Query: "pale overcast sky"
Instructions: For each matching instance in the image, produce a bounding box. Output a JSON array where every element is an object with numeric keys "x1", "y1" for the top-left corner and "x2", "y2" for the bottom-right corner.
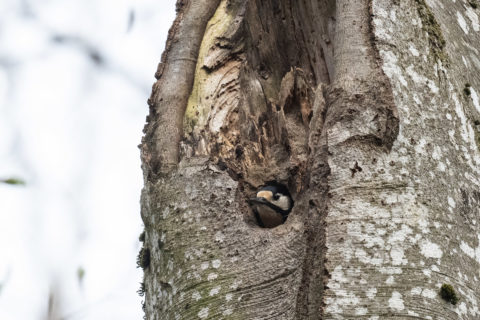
[{"x1": 0, "y1": 0, "x2": 175, "y2": 319}]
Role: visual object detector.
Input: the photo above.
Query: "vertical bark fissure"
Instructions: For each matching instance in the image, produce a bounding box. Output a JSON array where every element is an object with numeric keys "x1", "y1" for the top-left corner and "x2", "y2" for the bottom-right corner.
[{"x1": 294, "y1": 84, "x2": 330, "y2": 319}]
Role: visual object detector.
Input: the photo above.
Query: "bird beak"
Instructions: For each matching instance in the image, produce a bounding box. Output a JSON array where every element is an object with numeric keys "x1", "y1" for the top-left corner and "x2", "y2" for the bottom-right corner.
[{"x1": 248, "y1": 197, "x2": 269, "y2": 205}]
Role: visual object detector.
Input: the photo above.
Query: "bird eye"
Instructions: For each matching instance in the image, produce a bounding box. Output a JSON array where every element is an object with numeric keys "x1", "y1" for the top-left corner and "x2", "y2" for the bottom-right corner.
[{"x1": 273, "y1": 194, "x2": 280, "y2": 200}]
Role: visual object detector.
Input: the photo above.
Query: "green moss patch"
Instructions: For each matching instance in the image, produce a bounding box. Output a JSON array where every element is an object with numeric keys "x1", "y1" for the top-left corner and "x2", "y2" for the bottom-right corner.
[
  {"x1": 137, "y1": 247, "x2": 150, "y2": 269},
  {"x1": 137, "y1": 281, "x2": 146, "y2": 297},
  {"x1": 440, "y1": 284, "x2": 459, "y2": 305},
  {"x1": 414, "y1": 0, "x2": 448, "y2": 64},
  {"x1": 464, "y1": 83, "x2": 472, "y2": 96}
]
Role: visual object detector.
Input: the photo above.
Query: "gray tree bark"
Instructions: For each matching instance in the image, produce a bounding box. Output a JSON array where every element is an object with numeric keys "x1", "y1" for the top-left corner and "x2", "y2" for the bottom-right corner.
[{"x1": 140, "y1": 0, "x2": 480, "y2": 319}]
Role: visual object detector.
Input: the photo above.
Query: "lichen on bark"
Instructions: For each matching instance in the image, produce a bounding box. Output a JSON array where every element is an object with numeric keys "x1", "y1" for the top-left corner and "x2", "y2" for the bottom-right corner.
[
  {"x1": 140, "y1": 0, "x2": 480, "y2": 319},
  {"x1": 414, "y1": 0, "x2": 448, "y2": 64}
]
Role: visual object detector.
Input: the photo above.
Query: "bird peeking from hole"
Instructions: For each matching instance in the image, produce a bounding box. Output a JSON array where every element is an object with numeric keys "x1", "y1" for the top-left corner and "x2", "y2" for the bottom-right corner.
[{"x1": 248, "y1": 183, "x2": 293, "y2": 228}]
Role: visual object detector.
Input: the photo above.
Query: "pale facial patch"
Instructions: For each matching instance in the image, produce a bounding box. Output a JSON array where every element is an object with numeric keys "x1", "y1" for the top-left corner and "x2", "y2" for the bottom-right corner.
[
  {"x1": 256, "y1": 190, "x2": 290, "y2": 211},
  {"x1": 256, "y1": 190, "x2": 273, "y2": 201},
  {"x1": 270, "y1": 195, "x2": 291, "y2": 211}
]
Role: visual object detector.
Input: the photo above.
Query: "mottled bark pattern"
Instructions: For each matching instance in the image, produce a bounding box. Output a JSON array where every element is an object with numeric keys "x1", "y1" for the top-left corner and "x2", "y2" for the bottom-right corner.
[
  {"x1": 323, "y1": 0, "x2": 480, "y2": 319},
  {"x1": 140, "y1": 0, "x2": 480, "y2": 319}
]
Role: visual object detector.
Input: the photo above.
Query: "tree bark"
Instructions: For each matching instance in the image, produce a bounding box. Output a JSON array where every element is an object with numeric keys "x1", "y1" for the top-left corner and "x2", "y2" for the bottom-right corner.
[{"x1": 140, "y1": 0, "x2": 480, "y2": 319}]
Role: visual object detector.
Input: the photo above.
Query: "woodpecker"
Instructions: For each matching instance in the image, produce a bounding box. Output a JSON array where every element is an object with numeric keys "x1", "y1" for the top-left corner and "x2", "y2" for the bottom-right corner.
[{"x1": 249, "y1": 184, "x2": 293, "y2": 228}]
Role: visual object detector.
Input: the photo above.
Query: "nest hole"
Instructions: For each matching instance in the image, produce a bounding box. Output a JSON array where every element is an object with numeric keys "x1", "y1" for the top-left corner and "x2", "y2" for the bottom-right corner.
[{"x1": 247, "y1": 181, "x2": 295, "y2": 229}]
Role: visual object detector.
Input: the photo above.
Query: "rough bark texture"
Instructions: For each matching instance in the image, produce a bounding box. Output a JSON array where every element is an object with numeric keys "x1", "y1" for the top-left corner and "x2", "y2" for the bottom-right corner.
[
  {"x1": 140, "y1": 0, "x2": 480, "y2": 319},
  {"x1": 323, "y1": 1, "x2": 480, "y2": 318}
]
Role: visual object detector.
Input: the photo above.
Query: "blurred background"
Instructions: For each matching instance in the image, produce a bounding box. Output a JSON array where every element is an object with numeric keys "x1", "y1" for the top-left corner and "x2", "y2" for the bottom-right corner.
[{"x1": 0, "y1": 0, "x2": 175, "y2": 319}]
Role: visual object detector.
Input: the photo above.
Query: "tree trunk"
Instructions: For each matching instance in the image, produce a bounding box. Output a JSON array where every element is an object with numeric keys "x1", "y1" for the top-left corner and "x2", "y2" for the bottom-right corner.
[{"x1": 140, "y1": 0, "x2": 480, "y2": 319}]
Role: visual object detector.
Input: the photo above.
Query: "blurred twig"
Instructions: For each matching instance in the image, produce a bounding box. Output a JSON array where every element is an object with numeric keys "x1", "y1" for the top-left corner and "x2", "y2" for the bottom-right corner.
[{"x1": 0, "y1": 177, "x2": 26, "y2": 185}]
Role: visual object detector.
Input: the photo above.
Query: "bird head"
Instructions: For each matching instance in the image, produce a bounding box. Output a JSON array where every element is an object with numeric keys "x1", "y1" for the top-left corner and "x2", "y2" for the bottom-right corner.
[{"x1": 248, "y1": 183, "x2": 293, "y2": 215}]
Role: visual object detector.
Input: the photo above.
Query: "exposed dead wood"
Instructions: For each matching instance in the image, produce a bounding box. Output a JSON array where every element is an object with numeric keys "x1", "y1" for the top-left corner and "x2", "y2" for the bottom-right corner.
[{"x1": 140, "y1": 0, "x2": 400, "y2": 319}]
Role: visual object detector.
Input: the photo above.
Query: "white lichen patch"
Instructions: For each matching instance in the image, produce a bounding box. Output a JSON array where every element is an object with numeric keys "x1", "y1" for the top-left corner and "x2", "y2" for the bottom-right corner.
[
  {"x1": 211, "y1": 259, "x2": 221, "y2": 269},
  {"x1": 408, "y1": 310, "x2": 420, "y2": 317},
  {"x1": 420, "y1": 240, "x2": 443, "y2": 259},
  {"x1": 230, "y1": 279, "x2": 242, "y2": 290},
  {"x1": 390, "y1": 9, "x2": 396, "y2": 22},
  {"x1": 427, "y1": 81, "x2": 439, "y2": 94},
  {"x1": 405, "y1": 66, "x2": 439, "y2": 93},
  {"x1": 207, "y1": 273, "x2": 218, "y2": 281},
  {"x1": 465, "y1": 7, "x2": 479, "y2": 32},
  {"x1": 322, "y1": 1, "x2": 480, "y2": 318},
  {"x1": 331, "y1": 265, "x2": 346, "y2": 280},
  {"x1": 390, "y1": 247, "x2": 406, "y2": 265},
  {"x1": 437, "y1": 162, "x2": 446, "y2": 172},
  {"x1": 457, "y1": 11, "x2": 469, "y2": 34},
  {"x1": 425, "y1": 0, "x2": 441, "y2": 9},
  {"x1": 422, "y1": 288, "x2": 437, "y2": 299},
  {"x1": 198, "y1": 307, "x2": 209, "y2": 319},
  {"x1": 222, "y1": 309, "x2": 233, "y2": 316},
  {"x1": 215, "y1": 231, "x2": 225, "y2": 243},
  {"x1": 411, "y1": 287, "x2": 422, "y2": 295},
  {"x1": 364, "y1": 234, "x2": 385, "y2": 248},
  {"x1": 372, "y1": 15, "x2": 392, "y2": 41},
  {"x1": 453, "y1": 93, "x2": 474, "y2": 144},
  {"x1": 375, "y1": 7, "x2": 388, "y2": 18},
  {"x1": 448, "y1": 129, "x2": 456, "y2": 144},
  {"x1": 409, "y1": 286, "x2": 436, "y2": 299},
  {"x1": 209, "y1": 286, "x2": 221, "y2": 296},
  {"x1": 388, "y1": 225, "x2": 413, "y2": 243},
  {"x1": 167, "y1": 259, "x2": 174, "y2": 271},
  {"x1": 366, "y1": 287, "x2": 377, "y2": 299},
  {"x1": 325, "y1": 290, "x2": 360, "y2": 314},
  {"x1": 355, "y1": 307, "x2": 368, "y2": 315},
  {"x1": 448, "y1": 196, "x2": 456, "y2": 208},
  {"x1": 472, "y1": 54, "x2": 480, "y2": 71},
  {"x1": 361, "y1": 1, "x2": 480, "y2": 319},
  {"x1": 389, "y1": 291, "x2": 405, "y2": 311},
  {"x1": 459, "y1": 241, "x2": 480, "y2": 263},
  {"x1": 417, "y1": 218, "x2": 429, "y2": 233},
  {"x1": 423, "y1": 268, "x2": 432, "y2": 277},
  {"x1": 355, "y1": 248, "x2": 383, "y2": 266},
  {"x1": 414, "y1": 138, "x2": 427, "y2": 155},
  {"x1": 432, "y1": 146, "x2": 442, "y2": 160},
  {"x1": 162, "y1": 208, "x2": 170, "y2": 219},
  {"x1": 200, "y1": 262, "x2": 209, "y2": 270},
  {"x1": 471, "y1": 88, "x2": 480, "y2": 114},
  {"x1": 457, "y1": 302, "x2": 468, "y2": 316},
  {"x1": 379, "y1": 267, "x2": 403, "y2": 275},
  {"x1": 192, "y1": 291, "x2": 202, "y2": 301},
  {"x1": 330, "y1": 266, "x2": 348, "y2": 290},
  {"x1": 380, "y1": 50, "x2": 408, "y2": 87},
  {"x1": 225, "y1": 293, "x2": 233, "y2": 301}
]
